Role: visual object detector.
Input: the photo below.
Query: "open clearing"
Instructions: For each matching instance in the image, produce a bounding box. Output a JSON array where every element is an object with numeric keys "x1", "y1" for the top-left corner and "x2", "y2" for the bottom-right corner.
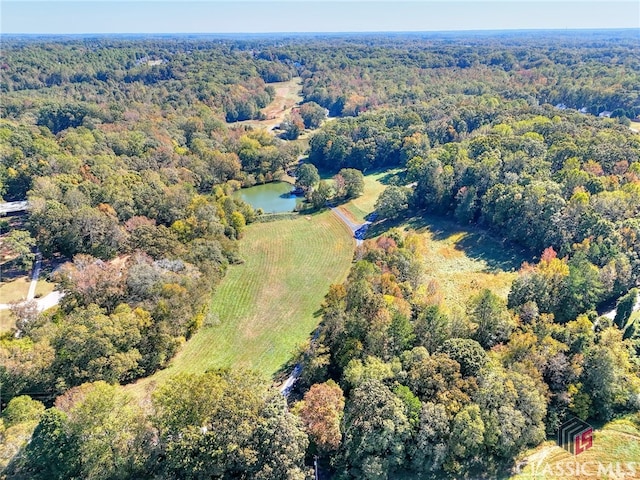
[
  {"x1": 389, "y1": 215, "x2": 526, "y2": 306},
  {"x1": 234, "y1": 77, "x2": 303, "y2": 130},
  {"x1": 0, "y1": 279, "x2": 56, "y2": 332},
  {"x1": 332, "y1": 167, "x2": 524, "y2": 305},
  {"x1": 128, "y1": 211, "x2": 353, "y2": 395},
  {"x1": 510, "y1": 415, "x2": 640, "y2": 480}
]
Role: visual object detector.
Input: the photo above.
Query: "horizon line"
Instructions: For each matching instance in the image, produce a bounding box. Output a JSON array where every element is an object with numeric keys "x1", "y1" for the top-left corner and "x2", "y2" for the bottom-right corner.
[{"x1": 3, "y1": 27, "x2": 639, "y2": 36}]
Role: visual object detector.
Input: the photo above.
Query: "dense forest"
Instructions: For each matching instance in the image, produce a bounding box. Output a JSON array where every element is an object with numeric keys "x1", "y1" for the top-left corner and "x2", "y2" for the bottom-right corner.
[{"x1": 1, "y1": 30, "x2": 639, "y2": 479}]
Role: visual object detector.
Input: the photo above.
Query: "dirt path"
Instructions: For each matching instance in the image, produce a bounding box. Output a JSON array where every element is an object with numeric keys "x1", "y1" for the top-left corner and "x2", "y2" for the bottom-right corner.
[{"x1": 235, "y1": 77, "x2": 303, "y2": 131}]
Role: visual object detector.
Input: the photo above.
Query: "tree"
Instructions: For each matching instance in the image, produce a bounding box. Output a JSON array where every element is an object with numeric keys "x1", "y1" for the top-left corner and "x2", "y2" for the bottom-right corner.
[
  {"x1": 557, "y1": 252, "x2": 605, "y2": 323},
  {"x1": 296, "y1": 163, "x2": 320, "y2": 192},
  {"x1": 154, "y1": 370, "x2": 268, "y2": 478},
  {"x1": 11, "y1": 299, "x2": 40, "y2": 335},
  {"x1": 13, "y1": 382, "x2": 149, "y2": 480},
  {"x1": 37, "y1": 103, "x2": 90, "y2": 134},
  {"x1": 3, "y1": 229, "x2": 36, "y2": 270},
  {"x1": 414, "y1": 305, "x2": 451, "y2": 353},
  {"x1": 56, "y1": 254, "x2": 127, "y2": 312},
  {"x1": 251, "y1": 393, "x2": 310, "y2": 480},
  {"x1": 339, "y1": 380, "x2": 411, "y2": 479},
  {"x1": 230, "y1": 210, "x2": 246, "y2": 239},
  {"x1": 338, "y1": 168, "x2": 365, "y2": 198},
  {"x1": 11, "y1": 408, "x2": 80, "y2": 479},
  {"x1": 474, "y1": 366, "x2": 547, "y2": 459},
  {"x1": 468, "y1": 289, "x2": 514, "y2": 349},
  {"x1": 299, "y1": 102, "x2": 326, "y2": 129},
  {"x1": 63, "y1": 382, "x2": 150, "y2": 479},
  {"x1": 375, "y1": 186, "x2": 409, "y2": 219},
  {"x1": 296, "y1": 380, "x2": 345, "y2": 453},
  {"x1": 449, "y1": 404, "x2": 485, "y2": 460},
  {"x1": 311, "y1": 180, "x2": 332, "y2": 209},
  {"x1": 613, "y1": 288, "x2": 638, "y2": 331},
  {"x1": 581, "y1": 328, "x2": 640, "y2": 420},
  {"x1": 280, "y1": 112, "x2": 305, "y2": 140},
  {"x1": 439, "y1": 338, "x2": 488, "y2": 377},
  {"x1": 401, "y1": 347, "x2": 469, "y2": 410},
  {"x1": 410, "y1": 402, "x2": 450, "y2": 473},
  {"x1": 46, "y1": 304, "x2": 145, "y2": 387},
  {"x1": 0, "y1": 337, "x2": 54, "y2": 403},
  {"x1": 2, "y1": 395, "x2": 45, "y2": 427}
]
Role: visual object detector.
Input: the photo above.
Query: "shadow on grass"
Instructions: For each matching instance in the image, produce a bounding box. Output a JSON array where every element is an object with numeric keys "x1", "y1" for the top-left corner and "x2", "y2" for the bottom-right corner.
[
  {"x1": 0, "y1": 262, "x2": 28, "y2": 282},
  {"x1": 377, "y1": 169, "x2": 406, "y2": 186},
  {"x1": 364, "y1": 211, "x2": 530, "y2": 273}
]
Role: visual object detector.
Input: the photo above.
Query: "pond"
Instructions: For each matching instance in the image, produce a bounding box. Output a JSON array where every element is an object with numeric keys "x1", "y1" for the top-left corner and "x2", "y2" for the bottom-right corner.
[{"x1": 233, "y1": 181, "x2": 302, "y2": 213}]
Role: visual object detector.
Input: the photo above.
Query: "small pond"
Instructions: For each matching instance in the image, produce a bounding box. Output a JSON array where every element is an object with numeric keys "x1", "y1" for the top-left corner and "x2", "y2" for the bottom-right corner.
[{"x1": 233, "y1": 181, "x2": 302, "y2": 213}]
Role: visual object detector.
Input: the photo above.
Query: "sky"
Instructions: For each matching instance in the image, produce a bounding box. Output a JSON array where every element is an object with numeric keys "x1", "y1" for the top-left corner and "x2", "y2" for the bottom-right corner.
[{"x1": 2, "y1": 1, "x2": 639, "y2": 34}]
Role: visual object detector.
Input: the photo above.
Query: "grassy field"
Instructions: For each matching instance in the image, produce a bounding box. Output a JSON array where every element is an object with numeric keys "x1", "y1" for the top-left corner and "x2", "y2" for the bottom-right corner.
[
  {"x1": 374, "y1": 215, "x2": 527, "y2": 306},
  {"x1": 0, "y1": 279, "x2": 56, "y2": 332},
  {"x1": 0, "y1": 277, "x2": 55, "y2": 304},
  {"x1": 511, "y1": 415, "x2": 640, "y2": 480},
  {"x1": 128, "y1": 210, "x2": 354, "y2": 395},
  {"x1": 328, "y1": 167, "x2": 524, "y2": 305},
  {"x1": 629, "y1": 120, "x2": 640, "y2": 133},
  {"x1": 336, "y1": 168, "x2": 403, "y2": 223}
]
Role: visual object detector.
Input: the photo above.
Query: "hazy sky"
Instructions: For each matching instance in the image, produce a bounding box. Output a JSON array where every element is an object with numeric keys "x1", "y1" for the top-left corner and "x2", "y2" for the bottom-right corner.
[{"x1": 2, "y1": 1, "x2": 639, "y2": 34}]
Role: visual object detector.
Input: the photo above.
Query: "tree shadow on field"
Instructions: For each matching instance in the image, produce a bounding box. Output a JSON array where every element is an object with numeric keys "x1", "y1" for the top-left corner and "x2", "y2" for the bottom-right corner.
[
  {"x1": 376, "y1": 169, "x2": 406, "y2": 186},
  {"x1": 364, "y1": 212, "x2": 530, "y2": 274}
]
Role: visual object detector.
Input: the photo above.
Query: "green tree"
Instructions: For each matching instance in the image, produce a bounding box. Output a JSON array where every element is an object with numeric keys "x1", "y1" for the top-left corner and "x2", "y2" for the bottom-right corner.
[
  {"x1": 3, "y1": 229, "x2": 36, "y2": 270},
  {"x1": 474, "y1": 366, "x2": 546, "y2": 459},
  {"x1": 558, "y1": 252, "x2": 604, "y2": 323},
  {"x1": 65, "y1": 382, "x2": 150, "y2": 480},
  {"x1": 414, "y1": 305, "x2": 451, "y2": 353},
  {"x1": 281, "y1": 112, "x2": 304, "y2": 140},
  {"x1": 2, "y1": 395, "x2": 45, "y2": 427},
  {"x1": 230, "y1": 210, "x2": 246, "y2": 239},
  {"x1": 468, "y1": 289, "x2": 514, "y2": 349},
  {"x1": 613, "y1": 288, "x2": 637, "y2": 331},
  {"x1": 311, "y1": 180, "x2": 332, "y2": 209},
  {"x1": 439, "y1": 338, "x2": 488, "y2": 377},
  {"x1": 375, "y1": 186, "x2": 409, "y2": 219},
  {"x1": 154, "y1": 370, "x2": 274, "y2": 478},
  {"x1": 339, "y1": 380, "x2": 411, "y2": 479},
  {"x1": 410, "y1": 402, "x2": 450, "y2": 473},
  {"x1": 581, "y1": 328, "x2": 640, "y2": 420},
  {"x1": 339, "y1": 168, "x2": 365, "y2": 198},
  {"x1": 449, "y1": 404, "x2": 485, "y2": 460},
  {"x1": 251, "y1": 393, "x2": 310, "y2": 480},
  {"x1": 296, "y1": 163, "x2": 320, "y2": 192},
  {"x1": 12, "y1": 408, "x2": 80, "y2": 479},
  {"x1": 13, "y1": 382, "x2": 148, "y2": 480}
]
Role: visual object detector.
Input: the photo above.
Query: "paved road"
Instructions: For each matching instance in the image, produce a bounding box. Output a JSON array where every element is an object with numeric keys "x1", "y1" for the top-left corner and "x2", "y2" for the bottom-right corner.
[
  {"x1": 329, "y1": 206, "x2": 370, "y2": 246},
  {"x1": 601, "y1": 294, "x2": 640, "y2": 320},
  {"x1": 0, "y1": 201, "x2": 30, "y2": 215},
  {"x1": 0, "y1": 290, "x2": 64, "y2": 312},
  {"x1": 0, "y1": 250, "x2": 64, "y2": 314},
  {"x1": 279, "y1": 364, "x2": 302, "y2": 397},
  {"x1": 26, "y1": 251, "x2": 42, "y2": 300}
]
